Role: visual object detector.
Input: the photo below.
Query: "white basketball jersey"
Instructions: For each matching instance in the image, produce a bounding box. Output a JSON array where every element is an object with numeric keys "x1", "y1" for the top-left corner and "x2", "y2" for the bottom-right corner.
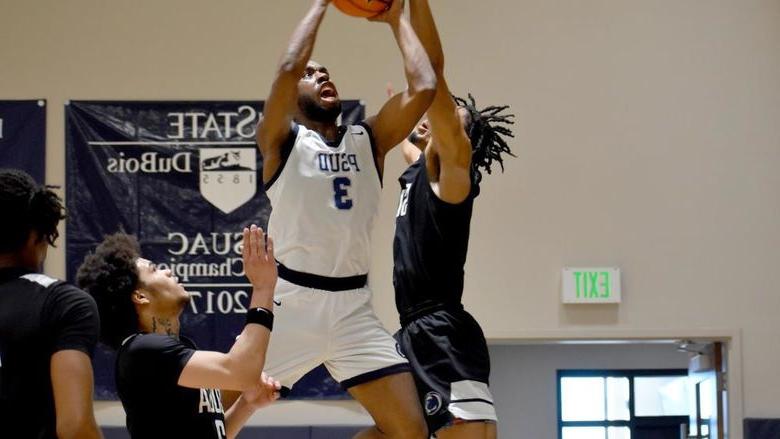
[{"x1": 265, "y1": 123, "x2": 382, "y2": 277}]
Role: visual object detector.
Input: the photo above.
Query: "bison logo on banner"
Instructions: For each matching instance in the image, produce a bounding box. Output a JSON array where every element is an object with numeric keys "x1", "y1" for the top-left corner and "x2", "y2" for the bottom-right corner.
[{"x1": 200, "y1": 148, "x2": 257, "y2": 214}]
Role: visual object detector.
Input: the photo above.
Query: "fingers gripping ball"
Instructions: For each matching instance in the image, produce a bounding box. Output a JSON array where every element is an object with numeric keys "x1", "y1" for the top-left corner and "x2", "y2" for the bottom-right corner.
[{"x1": 333, "y1": 0, "x2": 392, "y2": 18}]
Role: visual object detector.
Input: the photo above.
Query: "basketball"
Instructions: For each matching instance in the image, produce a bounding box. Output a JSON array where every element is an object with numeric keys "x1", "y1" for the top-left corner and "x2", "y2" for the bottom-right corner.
[{"x1": 332, "y1": 0, "x2": 392, "y2": 18}]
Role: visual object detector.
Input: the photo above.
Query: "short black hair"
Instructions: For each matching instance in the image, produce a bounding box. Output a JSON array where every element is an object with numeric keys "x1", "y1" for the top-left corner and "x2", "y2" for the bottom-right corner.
[
  {"x1": 0, "y1": 169, "x2": 65, "y2": 253},
  {"x1": 77, "y1": 233, "x2": 141, "y2": 349},
  {"x1": 453, "y1": 94, "x2": 516, "y2": 185}
]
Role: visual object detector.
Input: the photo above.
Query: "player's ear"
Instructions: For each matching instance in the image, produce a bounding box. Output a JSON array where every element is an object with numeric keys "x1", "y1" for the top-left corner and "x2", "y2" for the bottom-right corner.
[{"x1": 131, "y1": 290, "x2": 150, "y2": 306}]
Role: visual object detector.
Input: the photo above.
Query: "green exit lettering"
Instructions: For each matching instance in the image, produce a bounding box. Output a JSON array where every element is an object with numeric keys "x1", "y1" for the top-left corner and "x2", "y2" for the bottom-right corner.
[{"x1": 573, "y1": 271, "x2": 611, "y2": 299}]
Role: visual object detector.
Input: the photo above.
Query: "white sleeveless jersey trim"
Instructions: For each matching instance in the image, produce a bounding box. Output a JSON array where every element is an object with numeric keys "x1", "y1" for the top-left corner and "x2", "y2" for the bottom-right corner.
[
  {"x1": 266, "y1": 123, "x2": 381, "y2": 277},
  {"x1": 20, "y1": 273, "x2": 59, "y2": 288}
]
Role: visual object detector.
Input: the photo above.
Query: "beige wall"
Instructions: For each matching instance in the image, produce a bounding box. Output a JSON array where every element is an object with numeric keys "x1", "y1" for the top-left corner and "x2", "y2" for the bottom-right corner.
[{"x1": 3, "y1": 0, "x2": 779, "y2": 431}]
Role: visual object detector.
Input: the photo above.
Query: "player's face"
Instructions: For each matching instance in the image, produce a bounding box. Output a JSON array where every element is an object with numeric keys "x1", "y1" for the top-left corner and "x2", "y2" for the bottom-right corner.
[
  {"x1": 408, "y1": 107, "x2": 472, "y2": 150},
  {"x1": 135, "y1": 258, "x2": 190, "y2": 310},
  {"x1": 408, "y1": 119, "x2": 431, "y2": 150},
  {"x1": 297, "y1": 61, "x2": 342, "y2": 122}
]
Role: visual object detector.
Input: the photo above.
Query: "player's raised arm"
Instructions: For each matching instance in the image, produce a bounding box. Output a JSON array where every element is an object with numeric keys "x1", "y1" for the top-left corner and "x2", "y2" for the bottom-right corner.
[
  {"x1": 365, "y1": 0, "x2": 437, "y2": 171},
  {"x1": 410, "y1": 0, "x2": 473, "y2": 203},
  {"x1": 257, "y1": 0, "x2": 333, "y2": 183},
  {"x1": 178, "y1": 226, "x2": 276, "y2": 391},
  {"x1": 409, "y1": 0, "x2": 443, "y2": 74}
]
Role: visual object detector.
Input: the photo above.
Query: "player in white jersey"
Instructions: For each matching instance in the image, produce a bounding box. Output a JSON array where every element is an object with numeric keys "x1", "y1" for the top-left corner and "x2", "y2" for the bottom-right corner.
[{"x1": 256, "y1": 1, "x2": 436, "y2": 438}]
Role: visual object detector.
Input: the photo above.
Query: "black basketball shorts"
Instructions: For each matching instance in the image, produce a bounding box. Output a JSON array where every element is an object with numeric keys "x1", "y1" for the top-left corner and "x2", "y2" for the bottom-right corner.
[{"x1": 394, "y1": 308, "x2": 497, "y2": 434}]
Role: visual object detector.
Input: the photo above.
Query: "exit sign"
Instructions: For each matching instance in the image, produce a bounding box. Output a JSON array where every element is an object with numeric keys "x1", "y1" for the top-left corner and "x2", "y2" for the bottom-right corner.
[{"x1": 562, "y1": 268, "x2": 621, "y2": 304}]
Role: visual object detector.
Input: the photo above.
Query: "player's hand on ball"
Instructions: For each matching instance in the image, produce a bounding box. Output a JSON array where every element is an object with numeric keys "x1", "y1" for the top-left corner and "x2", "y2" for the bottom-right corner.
[
  {"x1": 243, "y1": 372, "x2": 282, "y2": 409},
  {"x1": 242, "y1": 225, "x2": 277, "y2": 293},
  {"x1": 369, "y1": 0, "x2": 403, "y2": 24}
]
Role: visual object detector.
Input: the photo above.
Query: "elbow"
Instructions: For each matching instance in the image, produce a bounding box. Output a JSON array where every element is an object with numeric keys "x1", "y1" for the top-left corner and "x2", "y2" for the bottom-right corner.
[
  {"x1": 410, "y1": 72, "x2": 437, "y2": 101},
  {"x1": 421, "y1": 68, "x2": 438, "y2": 94},
  {"x1": 278, "y1": 60, "x2": 298, "y2": 75},
  {"x1": 277, "y1": 51, "x2": 304, "y2": 75},
  {"x1": 57, "y1": 417, "x2": 100, "y2": 439},
  {"x1": 231, "y1": 358, "x2": 265, "y2": 389},
  {"x1": 422, "y1": 72, "x2": 438, "y2": 94},
  {"x1": 418, "y1": 81, "x2": 437, "y2": 103},
  {"x1": 431, "y1": 57, "x2": 444, "y2": 78}
]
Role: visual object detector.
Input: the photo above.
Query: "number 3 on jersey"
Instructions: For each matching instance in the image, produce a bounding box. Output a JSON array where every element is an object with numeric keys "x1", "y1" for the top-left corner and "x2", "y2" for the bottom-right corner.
[{"x1": 333, "y1": 177, "x2": 353, "y2": 210}]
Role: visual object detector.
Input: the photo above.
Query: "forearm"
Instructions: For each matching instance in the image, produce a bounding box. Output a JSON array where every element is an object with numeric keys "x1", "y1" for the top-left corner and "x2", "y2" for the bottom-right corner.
[
  {"x1": 410, "y1": 0, "x2": 443, "y2": 73},
  {"x1": 225, "y1": 319, "x2": 271, "y2": 386},
  {"x1": 278, "y1": 0, "x2": 330, "y2": 74},
  {"x1": 225, "y1": 396, "x2": 256, "y2": 439},
  {"x1": 57, "y1": 420, "x2": 103, "y2": 439},
  {"x1": 390, "y1": 17, "x2": 437, "y2": 94},
  {"x1": 401, "y1": 138, "x2": 423, "y2": 165}
]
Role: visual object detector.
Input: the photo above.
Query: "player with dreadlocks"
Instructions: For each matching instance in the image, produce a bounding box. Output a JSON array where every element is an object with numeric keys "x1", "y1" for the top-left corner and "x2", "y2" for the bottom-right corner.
[
  {"x1": 390, "y1": 1, "x2": 514, "y2": 437},
  {"x1": 0, "y1": 169, "x2": 103, "y2": 439}
]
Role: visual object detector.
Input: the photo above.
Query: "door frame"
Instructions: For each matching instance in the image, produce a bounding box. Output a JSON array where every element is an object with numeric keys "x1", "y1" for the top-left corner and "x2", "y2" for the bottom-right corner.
[{"x1": 488, "y1": 328, "x2": 743, "y2": 439}]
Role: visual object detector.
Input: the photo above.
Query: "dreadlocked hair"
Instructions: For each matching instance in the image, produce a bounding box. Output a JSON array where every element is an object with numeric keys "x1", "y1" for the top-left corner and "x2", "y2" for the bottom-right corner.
[
  {"x1": 77, "y1": 233, "x2": 141, "y2": 349},
  {"x1": 453, "y1": 93, "x2": 516, "y2": 186},
  {"x1": 0, "y1": 169, "x2": 66, "y2": 253}
]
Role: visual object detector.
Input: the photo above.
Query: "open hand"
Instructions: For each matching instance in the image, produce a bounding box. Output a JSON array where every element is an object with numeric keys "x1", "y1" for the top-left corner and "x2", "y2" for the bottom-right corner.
[{"x1": 242, "y1": 225, "x2": 277, "y2": 293}]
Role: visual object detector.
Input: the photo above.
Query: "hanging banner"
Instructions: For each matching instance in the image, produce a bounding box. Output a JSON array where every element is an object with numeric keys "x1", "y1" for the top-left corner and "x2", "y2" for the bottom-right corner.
[
  {"x1": 66, "y1": 100, "x2": 363, "y2": 399},
  {"x1": 0, "y1": 100, "x2": 46, "y2": 183}
]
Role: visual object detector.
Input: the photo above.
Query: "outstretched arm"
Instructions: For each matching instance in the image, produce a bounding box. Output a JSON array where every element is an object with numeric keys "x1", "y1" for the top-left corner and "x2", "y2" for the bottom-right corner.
[
  {"x1": 178, "y1": 226, "x2": 276, "y2": 391},
  {"x1": 257, "y1": 0, "x2": 332, "y2": 183},
  {"x1": 365, "y1": 0, "x2": 437, "y2": 173},
  {"x1": 410, "y1": 0, "x2": 472, "y2": 203}
]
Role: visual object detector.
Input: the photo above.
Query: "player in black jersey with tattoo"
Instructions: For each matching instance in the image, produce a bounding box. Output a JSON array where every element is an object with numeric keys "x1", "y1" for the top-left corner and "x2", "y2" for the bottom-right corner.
[
  {"x1": 77, "y1": 226, "x2": 280, "y2": 439},
  {"x1": 391, "y1": 1, "x2": 515, "y2": 437},
  {"x1": 0, "y1": 169, "x2": 103, "y2": 439}
]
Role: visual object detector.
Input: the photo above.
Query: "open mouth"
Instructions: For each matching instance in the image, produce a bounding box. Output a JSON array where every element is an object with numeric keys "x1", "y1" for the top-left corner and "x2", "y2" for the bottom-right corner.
[{"x1": 320, "y1": 83, "x2": 338, "y2": 100}]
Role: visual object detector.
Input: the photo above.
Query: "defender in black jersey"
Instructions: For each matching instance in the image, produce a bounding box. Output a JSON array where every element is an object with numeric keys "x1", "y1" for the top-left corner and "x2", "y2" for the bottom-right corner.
[
  {"x1": 0, "y1": 169, "x2": 103, "y2": 439},
  {"x1": 392, "y1": 2, "x2": 515, "y2": 437},
  {"x1": 77, "y1": 227, "x2": 280, "y2": 439}
]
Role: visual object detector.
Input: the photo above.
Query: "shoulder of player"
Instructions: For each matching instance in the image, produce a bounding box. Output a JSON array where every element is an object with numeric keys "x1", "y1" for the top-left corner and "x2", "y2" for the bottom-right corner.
[
  {"x1": 18, "y1": 272, "x2": 61, "y2": 289},
  {"x1": 119, "y1": 334, "x2": 182, "y2": 362},
  {"x1": 19, "y1": 274, "x2": 96, "y2": 311},
  {"x1": 258, "y1": 121, "x2": 299, "y2": 155},
  {"x1": 418, "y1": 151, "x2": 476, "y2": 208},
  {"x1": 41, "y1": 280, "x2": 97, "y2": 309}
]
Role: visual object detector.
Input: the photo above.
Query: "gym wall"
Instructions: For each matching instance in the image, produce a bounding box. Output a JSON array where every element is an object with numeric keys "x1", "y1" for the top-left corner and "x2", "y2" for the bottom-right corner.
[{"x1": 2, "y1": 0, "x2": 779, "y2": 433}]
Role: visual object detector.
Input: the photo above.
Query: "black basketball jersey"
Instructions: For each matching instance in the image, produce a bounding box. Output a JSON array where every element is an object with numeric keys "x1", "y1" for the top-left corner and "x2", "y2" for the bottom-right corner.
[
  {"x1": 0, "y1": 267, "x2": 99, "y2": 439},
  {"x1": 116, "y1": 333, "x2": 227, "y2": 439},
  {"x1": 392, "y1": 153, "x2": 476, "y2": 321}
]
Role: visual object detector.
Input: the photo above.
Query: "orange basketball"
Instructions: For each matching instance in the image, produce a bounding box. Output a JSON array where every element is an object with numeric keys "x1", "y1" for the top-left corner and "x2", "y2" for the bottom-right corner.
[{"x1": 332, "y1": 0, "x2": 392, "y2": 18}]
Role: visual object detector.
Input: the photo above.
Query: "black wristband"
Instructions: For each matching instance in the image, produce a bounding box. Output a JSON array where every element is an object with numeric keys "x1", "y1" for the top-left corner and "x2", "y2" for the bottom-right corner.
[{"x1": 246, "y1": 307, "x2": 274, "y2": 331}]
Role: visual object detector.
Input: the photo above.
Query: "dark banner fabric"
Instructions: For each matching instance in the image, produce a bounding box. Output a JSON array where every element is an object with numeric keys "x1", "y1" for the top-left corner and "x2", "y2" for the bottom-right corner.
[
  {"x1": 66, "y1": 100, "x2": 364, "y2": 399},
  {"x1": 0, "y1": 100, "x2": 46, "y2": 183}
]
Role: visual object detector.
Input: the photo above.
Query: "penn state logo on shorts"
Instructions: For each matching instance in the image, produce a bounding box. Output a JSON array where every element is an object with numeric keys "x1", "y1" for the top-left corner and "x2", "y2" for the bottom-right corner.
[
  {"x1": 424, "y1": 391, "x2": 443, "y2": 416},
  {"x1": 395, "y1": 342, "x2": 406, "y2": 359},
  {"x1": 199, "y1": 148, "x2": 256, "y2": 214}
]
